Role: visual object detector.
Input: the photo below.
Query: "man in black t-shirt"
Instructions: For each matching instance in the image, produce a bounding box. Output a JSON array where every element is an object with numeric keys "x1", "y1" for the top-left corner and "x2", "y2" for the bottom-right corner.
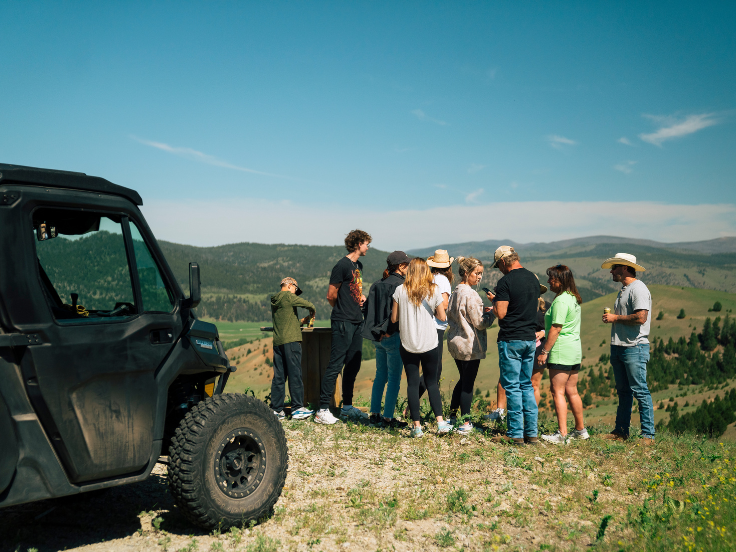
[
  {"x1": 315, "y1": 229, "x2": 371, "y2": 424},
  {"x1": 488, "y1": 246, "x2": 540, "y2": 445}
]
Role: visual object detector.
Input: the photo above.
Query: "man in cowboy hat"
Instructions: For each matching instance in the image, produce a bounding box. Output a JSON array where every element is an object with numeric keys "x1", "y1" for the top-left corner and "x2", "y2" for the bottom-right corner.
[{"x1": 600, "y1": 253, "x2": 655, "y2": 444}]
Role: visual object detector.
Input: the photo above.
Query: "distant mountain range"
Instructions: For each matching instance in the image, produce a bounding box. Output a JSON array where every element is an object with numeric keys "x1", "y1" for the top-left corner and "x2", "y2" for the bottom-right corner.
[
  {"x1": 408, "y1": 235, "x2": 736, "y2": 304},
  {"x1": 156, "y1": 235, "x2": 736, "y2": 321},
  {"x1": 407, "y1": 235, "x2": 736, "y2": 257}
]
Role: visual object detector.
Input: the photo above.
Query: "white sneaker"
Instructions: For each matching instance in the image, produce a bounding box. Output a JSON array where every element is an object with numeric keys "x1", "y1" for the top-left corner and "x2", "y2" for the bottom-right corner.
[
  {"x1": 314, "y1": 409, "x2": 339, "y2": 425},
  {"x1": 273, "y1": 410, "x2": 285, "y2": 420},
  {"x1": 568, "y1": 427, "x2": 590, "y2": 440},
  {"x1": 437, "y1": 421, "x2": 453, "y2": 434},
  {"x1": 456, "y1": 422, "x2": 474, "y2": 435},
  {"x1": 291, "y1": 407, "x2": 314, "y2": 420},
  {"x1": 485, "y1": 408, "x2": 505, "y2": 421},
  {"x1": 340, "y1": 405, "x2": 369, "y2": 421},
  {"x1": 541, "y1": 430, "x2": 568, "y2": 444}
]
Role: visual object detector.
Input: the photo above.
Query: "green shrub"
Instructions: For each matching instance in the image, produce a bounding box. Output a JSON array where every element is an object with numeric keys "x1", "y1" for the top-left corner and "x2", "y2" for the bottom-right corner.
[
  {"x1": 677, "y1": 309, "x2": 686, "y2": 319},
  {"x1": 582, "y1": 391, "x2": 593, "y2": 407}
]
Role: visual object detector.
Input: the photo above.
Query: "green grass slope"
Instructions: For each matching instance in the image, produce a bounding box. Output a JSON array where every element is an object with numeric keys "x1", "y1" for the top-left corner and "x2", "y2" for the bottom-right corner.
[{"x1": 223, "y1": 284, "x2": 736, "y2": 441}]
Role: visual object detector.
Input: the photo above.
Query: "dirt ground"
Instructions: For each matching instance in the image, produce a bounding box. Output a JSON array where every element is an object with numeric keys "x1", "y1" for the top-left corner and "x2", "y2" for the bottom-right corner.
[{"x1": 1, "y1": 418, "x2": 675, "y2": 552}]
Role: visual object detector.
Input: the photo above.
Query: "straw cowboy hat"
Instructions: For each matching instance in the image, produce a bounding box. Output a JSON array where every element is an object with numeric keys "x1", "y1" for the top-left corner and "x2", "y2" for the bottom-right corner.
[
  {"x1": 427, "y1": 249, "x2": 454, "y2": 268},
  {"x1": 600, "y1": 252, "x2": 646, "y2": 272}
]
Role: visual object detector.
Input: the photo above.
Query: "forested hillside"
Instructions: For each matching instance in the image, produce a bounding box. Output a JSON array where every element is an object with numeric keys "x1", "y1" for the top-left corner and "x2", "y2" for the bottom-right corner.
[
  {"x1": 158, "y1": 241, "x2": 391, "y2": 321},
  {"x1": 35, "y1": 232, "x2": 736, "y2": 322},
  {"x1": 161, "y1": 236, "x2": 736, "y2": 321}
]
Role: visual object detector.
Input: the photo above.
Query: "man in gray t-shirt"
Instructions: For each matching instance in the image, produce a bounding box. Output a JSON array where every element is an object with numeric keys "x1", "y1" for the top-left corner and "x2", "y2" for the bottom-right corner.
[{"x1": 600, "y1": 253, "x2": 655, "y2": 443}]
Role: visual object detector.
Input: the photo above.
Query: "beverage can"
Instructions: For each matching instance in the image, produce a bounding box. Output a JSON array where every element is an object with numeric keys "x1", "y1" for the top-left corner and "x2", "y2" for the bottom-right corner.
[{"x1": 603, "y1": 308, "x2": 611, "y2": 314}]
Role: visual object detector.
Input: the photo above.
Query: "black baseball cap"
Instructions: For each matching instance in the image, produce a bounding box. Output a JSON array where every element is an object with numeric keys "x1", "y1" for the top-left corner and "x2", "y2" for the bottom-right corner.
[{"x1": 387, "y1": 251, "x2": 411, "y2": 265}]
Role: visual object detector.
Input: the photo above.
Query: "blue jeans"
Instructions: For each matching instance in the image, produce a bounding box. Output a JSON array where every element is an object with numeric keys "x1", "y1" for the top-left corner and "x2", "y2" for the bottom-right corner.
[
  {"x1": 610, "y1": 343, "x2": 655, "y2": 438},
  {"x1": 498, "y1": 340, "x2": 538, "y2": 439},
  {"x1": 370, "y1": 333, "x2": 403, "y2": 419}
]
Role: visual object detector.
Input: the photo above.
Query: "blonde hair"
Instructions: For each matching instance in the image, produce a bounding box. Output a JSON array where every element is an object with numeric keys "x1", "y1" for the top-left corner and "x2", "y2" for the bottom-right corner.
[
  {"x1": 404, "y1": 258, "x2": 437, "y2": 306},
  {"x1": 538, "y1": 297, "x2": 547, "y2": 311},
  {"x1": 457, "y1": 256, "x2": 483, "y2": 281}
]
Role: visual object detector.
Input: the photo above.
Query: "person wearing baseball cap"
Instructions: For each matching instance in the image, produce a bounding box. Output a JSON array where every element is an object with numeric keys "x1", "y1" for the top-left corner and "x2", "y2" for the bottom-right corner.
[
  {"x1": 487, "y1": 245, "x2": 541, "y2": 445},
  {"x1": 363, "y1": 251, "x2": 411, "y2": 428},
  {"x1": 270, "y1": 277, "x2": 316, "y2": 421},
  {"x1": 600, "y1": 253, "x2": 655, "y2": 445}
]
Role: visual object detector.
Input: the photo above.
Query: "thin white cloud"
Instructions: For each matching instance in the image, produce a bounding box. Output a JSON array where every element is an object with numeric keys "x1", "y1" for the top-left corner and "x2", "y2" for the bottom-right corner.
[
  {"x1": 614, "y1": 160, "x2": 637, "y2": 174},
  {"x1": 639, "y1": 113, "x2": 719, "y2": 146},
  {"x1": 618, "y1": 137, "x2": 633, "y2": 146},
  {"x1": 547, "y1": 135, "x2": 577, "y2": 150},
  {"x1": 132, "y1": 136, "x2": 294, "y2": 180},
  {"x1": 465, "y1": 188, "x2": 484, "y2": 203},
  {"x1": 411, "y1": 109, "x2": 448, "y2": 126},
  {"x1": 142, "y1": 199, "x2": 736, "y2": 251},
  {"x1": 435, "y1": 183, "x2": 482, "y2": 201},
  {"x1": 467, "y1": 163, "x2": 486, "y2": 174}
]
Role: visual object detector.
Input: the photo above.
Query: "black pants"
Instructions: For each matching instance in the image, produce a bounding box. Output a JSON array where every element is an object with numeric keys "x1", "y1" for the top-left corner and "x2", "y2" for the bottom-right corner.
[
  {"x1": 270, "y1": 342, "x2": 305, "y2": 412},
  {"x1": 401, "y1": 344, "x2": 443, "y2": 422},
  {"x1": 451, "y1": 358, "x2": 481, "y2": 418},
  {"x1": 320, "y1": 320, "x2": 364, "y2": 409},
  {"x1": 418, "y1": 329, "x2": 445, "y2": 399}
]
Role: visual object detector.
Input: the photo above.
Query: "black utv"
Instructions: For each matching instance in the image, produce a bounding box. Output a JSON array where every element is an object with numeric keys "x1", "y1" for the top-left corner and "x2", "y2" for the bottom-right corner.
[{"x1": 0, "y1": 164, "x2": 287, "y2": 529}]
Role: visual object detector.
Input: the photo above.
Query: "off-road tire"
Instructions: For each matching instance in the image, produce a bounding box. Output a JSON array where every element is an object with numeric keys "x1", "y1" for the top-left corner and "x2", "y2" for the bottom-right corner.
[{"x1": 168, "y1": 393, "x2": 288, "y2": 529}]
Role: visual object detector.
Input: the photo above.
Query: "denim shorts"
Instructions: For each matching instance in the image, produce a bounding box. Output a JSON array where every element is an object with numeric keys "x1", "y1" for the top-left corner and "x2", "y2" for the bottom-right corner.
[{"x1": 547, "y1": 363, "x2": 581, "y2": 372}]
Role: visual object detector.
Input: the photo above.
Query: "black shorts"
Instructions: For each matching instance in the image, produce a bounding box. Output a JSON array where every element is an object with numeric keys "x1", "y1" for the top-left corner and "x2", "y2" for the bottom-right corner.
[{"x1": 547, "y1": 363, "x2": 581, "y2": 372}]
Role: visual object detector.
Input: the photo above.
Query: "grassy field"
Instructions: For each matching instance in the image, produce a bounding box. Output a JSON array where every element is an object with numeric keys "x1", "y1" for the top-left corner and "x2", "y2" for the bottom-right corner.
[
  {"x1": 219, "y1": 284, "x2": 736, "y2": 435},
  {"x1": 7, "y1": 420, "x2": 735, "y2": 551}
]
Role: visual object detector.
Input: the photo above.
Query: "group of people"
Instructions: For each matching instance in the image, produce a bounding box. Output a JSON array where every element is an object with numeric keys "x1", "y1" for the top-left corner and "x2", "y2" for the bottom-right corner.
[{"x1": 268, "y1": 228, "x2": 656, "y2": 445}]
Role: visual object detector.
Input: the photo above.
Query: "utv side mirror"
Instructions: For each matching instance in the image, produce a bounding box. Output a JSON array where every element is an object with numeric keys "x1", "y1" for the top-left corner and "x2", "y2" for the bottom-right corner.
[{"x1": 188, "y1": 262, "x2": 201, "y2": 308}]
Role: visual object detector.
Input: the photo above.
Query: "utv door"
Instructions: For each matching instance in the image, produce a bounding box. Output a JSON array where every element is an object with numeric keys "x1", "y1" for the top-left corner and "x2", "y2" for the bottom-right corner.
[{"x1": 14, "y1": 199, "x2": 182, "y2": 483}]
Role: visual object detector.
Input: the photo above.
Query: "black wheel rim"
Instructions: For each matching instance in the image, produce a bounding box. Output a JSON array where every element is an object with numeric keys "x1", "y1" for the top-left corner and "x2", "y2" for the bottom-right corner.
[{"x1": 214, "y1": 429, "x2": 266, "y2": 499}]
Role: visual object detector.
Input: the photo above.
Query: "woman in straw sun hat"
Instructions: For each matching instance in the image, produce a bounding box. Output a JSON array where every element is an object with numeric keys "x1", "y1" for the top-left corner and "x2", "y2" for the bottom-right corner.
[{"x1": 418, "y1": 250, "x2": 455, "y2": 402}]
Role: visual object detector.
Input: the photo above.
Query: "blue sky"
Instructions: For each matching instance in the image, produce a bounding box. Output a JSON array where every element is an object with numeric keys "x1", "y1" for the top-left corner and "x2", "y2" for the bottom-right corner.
[{"x1": 2, "y1": 1, "x2": 735, "y2": 249}]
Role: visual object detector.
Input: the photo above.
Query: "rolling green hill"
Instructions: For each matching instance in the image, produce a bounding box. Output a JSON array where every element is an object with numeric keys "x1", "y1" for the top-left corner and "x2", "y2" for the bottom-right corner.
[
  {"x1": 409, "y1": 236, "x2": 736, "y2": 305},
  {"x1": 158, "y1": 241, "x2": 392, "y2": 321},
  {"x1": 160, "y1": 235, "x2": 736, "y2": 322},
  {"x1": 35, "y1": 232, "x2": 736, "y2": 323},
  {"x1": 222, "y1": 284, "x2": 736, "y2": 440}
]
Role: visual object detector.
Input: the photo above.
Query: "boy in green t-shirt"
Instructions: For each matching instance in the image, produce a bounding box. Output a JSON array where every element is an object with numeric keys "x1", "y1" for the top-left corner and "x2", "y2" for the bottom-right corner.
[{"x1": 270, "y1": 277, "x2": 316, "y2": 420}]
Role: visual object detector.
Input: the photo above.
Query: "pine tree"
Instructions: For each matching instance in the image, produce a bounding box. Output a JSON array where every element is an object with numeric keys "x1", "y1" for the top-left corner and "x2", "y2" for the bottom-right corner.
[
  {"x1": 677, "y1": 308, "x2": 686, "y2": 319},
  {"x1": 700, "y1": 317, "x2": 718, "y2": 351}
]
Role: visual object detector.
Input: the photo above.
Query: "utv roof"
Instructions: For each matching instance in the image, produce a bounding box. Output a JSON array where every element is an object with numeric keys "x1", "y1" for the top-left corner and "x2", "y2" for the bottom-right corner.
[{"x1": 0, "y1": 163, "x2": 142, "y2": 206}]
